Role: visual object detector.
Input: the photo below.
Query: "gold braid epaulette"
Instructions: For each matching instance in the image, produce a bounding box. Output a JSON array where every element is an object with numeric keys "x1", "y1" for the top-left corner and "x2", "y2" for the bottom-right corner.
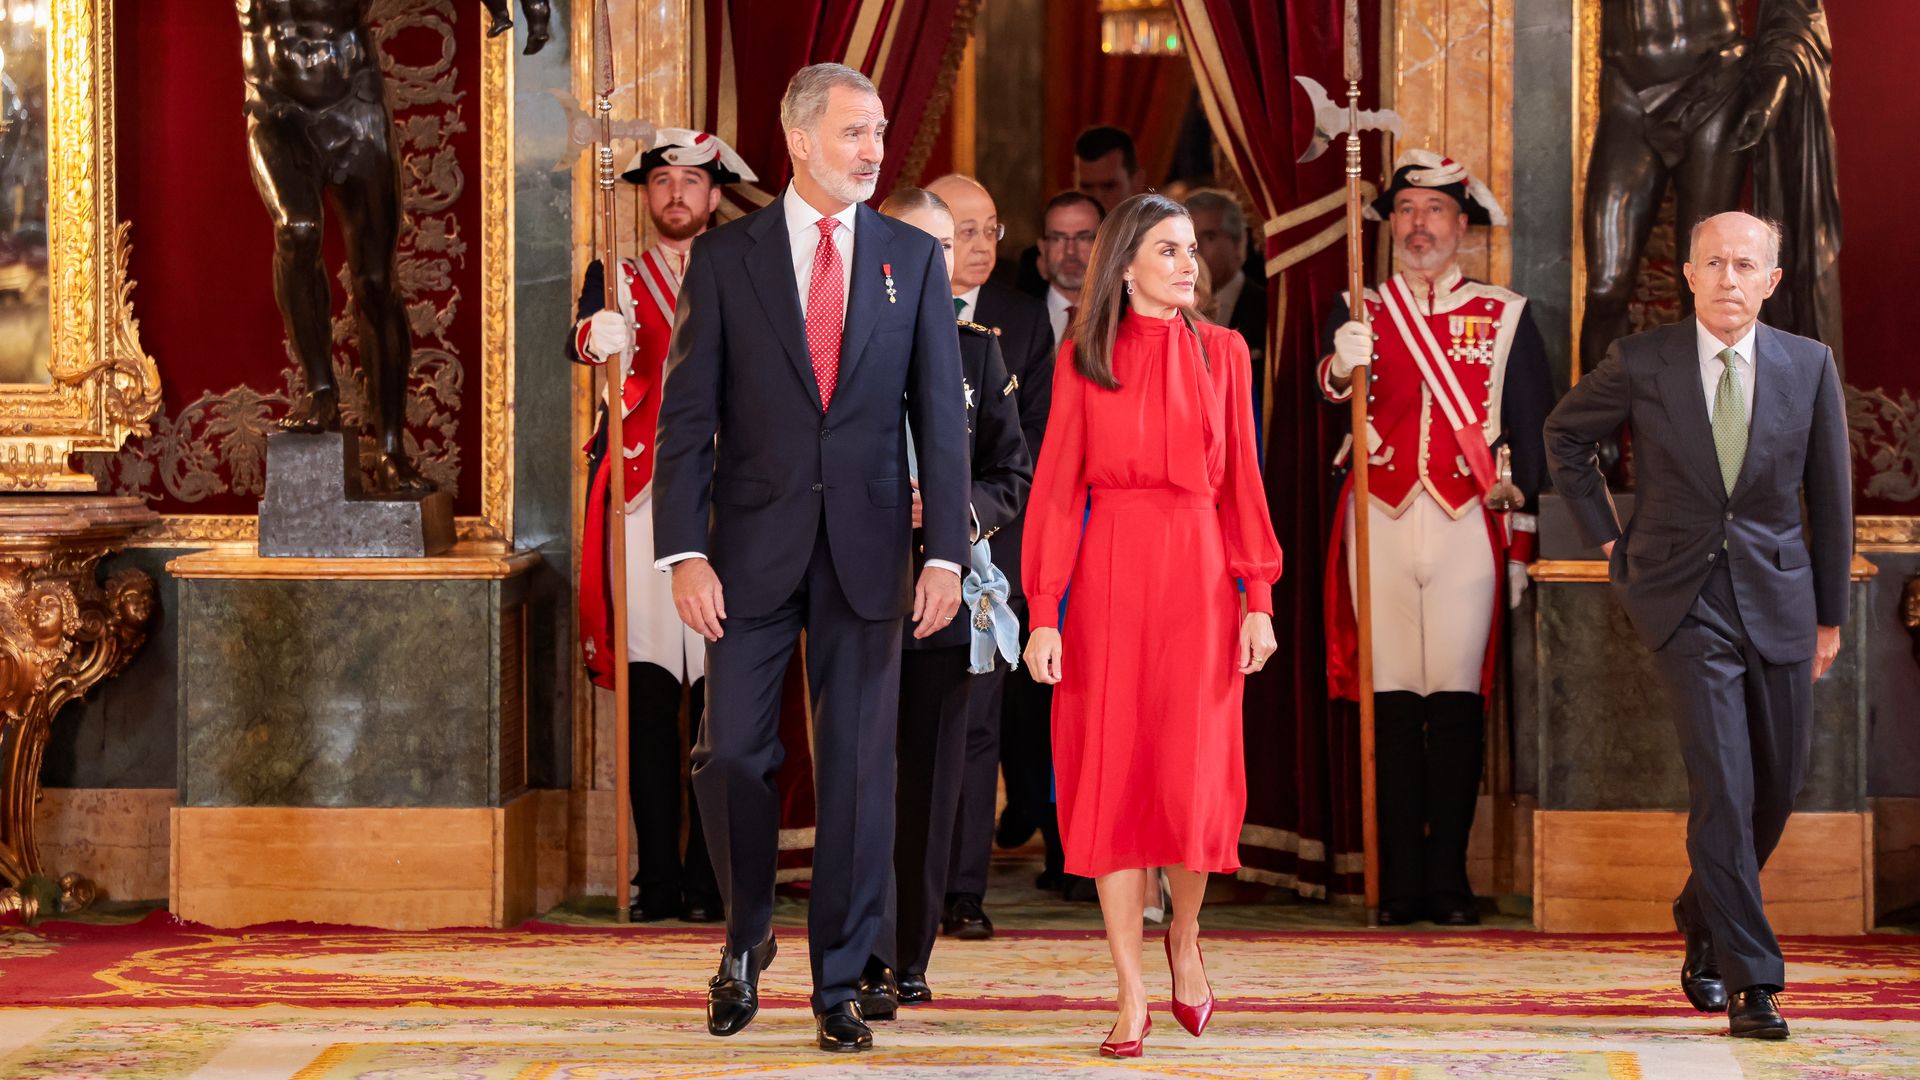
[{"x1": 956, "y1": 319, "x2": 1000, "y2": 336}]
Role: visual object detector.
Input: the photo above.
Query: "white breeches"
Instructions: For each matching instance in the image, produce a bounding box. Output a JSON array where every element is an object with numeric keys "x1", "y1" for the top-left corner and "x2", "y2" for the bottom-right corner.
[
  {"x1": 1345, "y1": 491, "x2": 1495, "y2": 695},
  {"x1": 625, "y1": 487, "x2": 707, "y2": 681}
]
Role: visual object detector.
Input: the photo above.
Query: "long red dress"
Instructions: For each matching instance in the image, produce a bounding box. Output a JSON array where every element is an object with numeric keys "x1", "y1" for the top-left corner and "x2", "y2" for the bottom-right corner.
[{"x1": 1023, "y1": 309, "x2": 1282, "y2": 878}]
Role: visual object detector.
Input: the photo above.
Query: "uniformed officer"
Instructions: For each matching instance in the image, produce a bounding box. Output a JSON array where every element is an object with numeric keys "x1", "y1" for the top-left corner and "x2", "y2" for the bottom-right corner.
[
  {"x1": 865, "y1": 186, "x2": 1031, "y2": 1014},
  {"x1": 1318, "y1": 150, "x2": 1555, "y2": 925},
  {"x1": 569, "y1": 130, "x2": 754, "y2": 923}
]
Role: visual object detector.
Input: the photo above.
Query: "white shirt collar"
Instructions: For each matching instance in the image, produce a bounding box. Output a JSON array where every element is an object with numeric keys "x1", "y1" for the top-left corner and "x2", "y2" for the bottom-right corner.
[
  {"x1": 1695, "y1": 318, "x2": 1757, "y2": 369},
  {"x1": 1047, "y1": 286, "x2": 1074, "y2": 315},
  {"x1": 1213, "y1": 270, "x2": 1247, "y2": 319},
  {"x1": 782, "y1": 184, "x2": 859, "y2": 242},
  {"x1": 956, "y1": 284, "x2": 982, "y2": 316}
]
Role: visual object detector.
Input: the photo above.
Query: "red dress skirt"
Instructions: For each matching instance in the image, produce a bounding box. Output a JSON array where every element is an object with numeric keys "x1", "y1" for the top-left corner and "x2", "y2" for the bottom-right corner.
[{"x1": 1022, "y1": 310, "x2": 1282, "y2": 878}]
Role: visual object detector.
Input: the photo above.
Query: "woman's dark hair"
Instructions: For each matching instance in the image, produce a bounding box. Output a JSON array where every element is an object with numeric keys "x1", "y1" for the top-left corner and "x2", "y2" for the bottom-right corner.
[
  {"x1": 1069, "y1": 192, "x2": 1209, "y2": 390},
  {"x1": 877, "y1": 186, "x2": 952, "y2": 222}
]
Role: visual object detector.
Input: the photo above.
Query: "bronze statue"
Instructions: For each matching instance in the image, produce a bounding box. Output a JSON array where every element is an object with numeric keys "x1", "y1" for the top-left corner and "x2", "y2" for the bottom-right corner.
[
  {"x1": 237, "y1": 0, "x2": 550, "y2": 495},
  {"x1": 1580, "y1": 0, "x2": 1841, "y2": 379}
]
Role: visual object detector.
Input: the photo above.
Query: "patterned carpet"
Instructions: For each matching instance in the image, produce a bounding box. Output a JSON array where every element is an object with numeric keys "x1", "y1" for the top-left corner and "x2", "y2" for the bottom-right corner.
[{"x1": 1, "y1": 852, "x2": 1917, "y2": 1078}]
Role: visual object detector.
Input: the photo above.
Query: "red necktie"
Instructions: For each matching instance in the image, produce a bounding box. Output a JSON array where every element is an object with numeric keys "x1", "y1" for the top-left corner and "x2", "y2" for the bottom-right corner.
[{"x1": 805, "y1": 217, "x2": 844, "y2": 408}]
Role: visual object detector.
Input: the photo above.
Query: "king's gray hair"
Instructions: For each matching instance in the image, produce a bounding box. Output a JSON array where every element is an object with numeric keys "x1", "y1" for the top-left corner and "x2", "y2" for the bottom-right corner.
[
  {"x1": 1689, "y1": 213, "x2": 1784, "y2": 269},
  {"x1": 780, "y1": 63, "x2": 877, "y2": 135},
  {"x1": 1183, "y1": 188, "x2": 1246, "y2": 239}
]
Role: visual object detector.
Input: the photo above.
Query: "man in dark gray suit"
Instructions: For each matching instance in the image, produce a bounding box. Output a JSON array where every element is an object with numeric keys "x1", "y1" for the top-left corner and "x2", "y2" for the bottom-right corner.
[{"x1": 1545, "y1": 211, "x2": 1851, "y2": 1040}]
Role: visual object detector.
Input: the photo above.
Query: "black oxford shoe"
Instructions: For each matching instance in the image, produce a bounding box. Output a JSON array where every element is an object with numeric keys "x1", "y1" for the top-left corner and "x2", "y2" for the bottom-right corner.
[
  {"x1": 941, "y1": 893, "x2": 994, "y2": 941},
  {"x1": 857, "y1": 957, "x2": 900, "y2": 1021},
  {"x1": 896, "y1": 972, "x2": 933, "y2": 1004},
  {"x1": 705, "y1": 936, "x2": 776, "y2": 1037},
  {"x1": 816, "y1": 1000, "x2": 873, "y2": 1052},
  {"x1": 1728, "y1": 987, "x2": 1790, "y2": 1040},
  {"x1": 1673, "y1": 900, "x2": 1728, "y2": 1013},
  {"x1": 680, "y1": 896, "x2": 723, "y2": 924}
]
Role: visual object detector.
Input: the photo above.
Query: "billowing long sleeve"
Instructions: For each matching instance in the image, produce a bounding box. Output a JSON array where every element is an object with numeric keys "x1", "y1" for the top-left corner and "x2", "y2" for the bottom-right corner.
[
  {"x1": 1215, "y1": 331, "x2": 1282, "y2": 613},
  {"x1": 1020, "y1": 341, "x2": 1089, "y2": 630}
]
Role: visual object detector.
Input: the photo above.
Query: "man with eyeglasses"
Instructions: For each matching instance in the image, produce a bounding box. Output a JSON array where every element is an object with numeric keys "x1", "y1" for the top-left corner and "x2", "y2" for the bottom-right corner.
[
  {"x1": 922, "y1": 173, "x2": 1054, "y2": 937},
  {"x1": 1037, "y1": 191, "x2": 1104, "y2": 350}
]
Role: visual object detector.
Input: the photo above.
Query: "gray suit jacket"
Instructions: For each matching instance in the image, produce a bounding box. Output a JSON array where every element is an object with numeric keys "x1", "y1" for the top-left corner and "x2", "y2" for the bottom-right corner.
[{"x1": 1543, "y1": 319, "x2": 1851, "y2": 662}]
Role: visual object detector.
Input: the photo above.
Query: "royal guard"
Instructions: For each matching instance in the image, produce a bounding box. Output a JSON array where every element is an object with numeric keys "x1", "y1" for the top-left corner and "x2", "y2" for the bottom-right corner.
[
  {"x1": 569, "y1": 129, "x2": 755, "y2": 923},
  {"x1": 1318, "y1": 150, "x2": 1555, "y2": 925}
]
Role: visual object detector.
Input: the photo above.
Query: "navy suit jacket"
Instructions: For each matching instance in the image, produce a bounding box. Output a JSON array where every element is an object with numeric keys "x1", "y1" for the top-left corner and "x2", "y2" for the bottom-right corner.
[
  {"x1": 1544, "y1": 320, "x2": 1852, "y2": 662},
  {"x1": 652, "y1": 200, "x2": 971, "y2": 622}
]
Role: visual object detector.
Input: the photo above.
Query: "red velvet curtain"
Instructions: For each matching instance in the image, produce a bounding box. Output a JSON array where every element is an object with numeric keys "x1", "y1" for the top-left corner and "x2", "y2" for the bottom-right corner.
[
  {"x1": 693, "y1": 0, "x2": 983, "y2": 882},
  {"x1": 1042, "y1": 5, "x2": 1196, "y2": 194},
  {"x1": 697, "y1": 0, "x2": 978, "y2": 217},
  {"x1": 1174, "y1": 0, "x2": 1382, "y2": 902}
]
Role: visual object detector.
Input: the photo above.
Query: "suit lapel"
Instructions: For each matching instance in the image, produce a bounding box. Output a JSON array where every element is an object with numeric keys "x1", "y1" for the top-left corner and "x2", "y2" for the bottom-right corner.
[
  {"x1": 1730, "y1": 324, "x2": 1796, "y2": 502},
  {"x1": 743, "y1": 207, "x2": 824, "y2": 412},
  {"x1": 1654, "y1": 324, "x2": 1728, "y2": 502},
  {"x1": 836, "y1": 205, "x2": 893, "y2": 394}
]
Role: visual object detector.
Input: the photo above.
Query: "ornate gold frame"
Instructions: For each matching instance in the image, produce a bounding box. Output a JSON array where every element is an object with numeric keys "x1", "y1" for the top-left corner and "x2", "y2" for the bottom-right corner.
[
  {"x1": 127, "y1": 21, "x2": 516, "y2": 549},
  {"x1": 0, "y1": 0, "x2": 162, "y2": 492}
]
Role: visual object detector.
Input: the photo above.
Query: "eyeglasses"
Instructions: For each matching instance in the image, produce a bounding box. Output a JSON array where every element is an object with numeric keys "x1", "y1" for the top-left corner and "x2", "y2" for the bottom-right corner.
[
  {"x1": 1044, "y1": 231, "x2": 1097, "y2": 249},
  {"x1": 956, "y1": 222, "x2": 1006, "y2": 244}
]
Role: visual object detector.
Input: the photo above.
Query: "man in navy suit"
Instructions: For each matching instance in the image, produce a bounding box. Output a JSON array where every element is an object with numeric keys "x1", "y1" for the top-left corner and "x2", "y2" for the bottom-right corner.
[
  {"x1": 1545, "y1": 212, "x2": 1852, "y2": 1041},
  {"x1": 652, "y1": 63, "x2": 970, "y2": 1053}
]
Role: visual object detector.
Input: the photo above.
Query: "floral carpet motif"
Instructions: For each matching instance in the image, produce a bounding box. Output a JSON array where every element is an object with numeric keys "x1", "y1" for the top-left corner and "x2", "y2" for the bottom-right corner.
[
  {"x1": 0, "y1": 1009, "x2": 1915, "y2": 1079},
  {"x1": 2, "y1": 913, "x2": 1918, "y2": 1076}
]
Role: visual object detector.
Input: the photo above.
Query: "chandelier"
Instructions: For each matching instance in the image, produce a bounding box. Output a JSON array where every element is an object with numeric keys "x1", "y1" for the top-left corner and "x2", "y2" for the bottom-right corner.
[{"x1": 1099, "y1": 0, "x2": 1183, "y2": 57}]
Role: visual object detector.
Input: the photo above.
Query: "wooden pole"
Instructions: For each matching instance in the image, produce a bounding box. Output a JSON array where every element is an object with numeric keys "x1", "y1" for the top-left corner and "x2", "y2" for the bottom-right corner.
[
  {"x1": 593, "y1": 1, "x2": 633, "y2": 924},
  {"x1": 1341, "y1": 0, "x2": 1381, "y2": 927}
]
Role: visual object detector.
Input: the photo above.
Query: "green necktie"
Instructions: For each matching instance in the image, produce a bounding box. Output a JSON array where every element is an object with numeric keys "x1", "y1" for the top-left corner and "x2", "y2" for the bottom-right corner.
[
  {"x1": 1711, "y1": 347, "x2": 1748, "y2": 496},
  {"x1": 954, "y1": 297, "x2": 967, "y2": 317}
]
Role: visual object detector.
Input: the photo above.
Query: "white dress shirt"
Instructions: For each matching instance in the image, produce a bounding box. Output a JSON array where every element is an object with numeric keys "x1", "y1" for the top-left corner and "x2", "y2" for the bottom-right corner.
[
  {"x1": 659, "y1": 185, "x2": 959, "y2": 579},
  {"x1": 954, "y1": 284, "x2": 982, "y2": 323},
  {"x1": 1695, "y1": 318, "x2": 1757, "y2": 426},
  {"x1": 1046, "y1": 286, "x2": 1074, "y2": 347}
]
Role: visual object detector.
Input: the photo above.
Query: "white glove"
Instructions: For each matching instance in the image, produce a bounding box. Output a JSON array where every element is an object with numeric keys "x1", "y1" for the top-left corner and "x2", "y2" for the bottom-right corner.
[
  {"x1": 1329, "y1": 320, "x2": 1372, "y2": 380},
  {"x1": 587, "y1": 310, "x2": 633, "y2": 360},
  {"x1": 1507, "y1": 559, "x2": 1530, "y2": 609}
]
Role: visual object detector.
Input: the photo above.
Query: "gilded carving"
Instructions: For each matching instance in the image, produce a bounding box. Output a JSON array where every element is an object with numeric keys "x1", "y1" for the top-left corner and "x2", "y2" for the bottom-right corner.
[
  {"x1": 0, "y1": 0, "x2": 162, "y2": 490},
  {"x1": 0, "y1": 498, "x2": 156, "y2": 912}
]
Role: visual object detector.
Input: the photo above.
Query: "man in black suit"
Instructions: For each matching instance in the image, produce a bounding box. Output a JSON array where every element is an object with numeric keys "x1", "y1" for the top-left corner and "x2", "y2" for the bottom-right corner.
[
  {"x1": 1186, "y1": 188, "x2": 1268, "y2": 444},
  {"x1": 652, "y1": 63, "x2": 970, "y2": 1054},
  {"x1": 1545, "y1": 211, "x2": 1852, "y2": 1041},
  {"x1": 924, "y1": 174, "x2": 1054, "y2": 935}
]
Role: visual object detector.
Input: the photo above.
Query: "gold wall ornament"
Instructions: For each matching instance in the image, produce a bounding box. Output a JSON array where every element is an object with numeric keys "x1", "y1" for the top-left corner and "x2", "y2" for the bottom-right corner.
[
  {"x1": 0, "y1": 0, "x2": 162, "y2": 490},
  {"x1": 0, "y1": 496, "x2": 157, "y2": 910}
]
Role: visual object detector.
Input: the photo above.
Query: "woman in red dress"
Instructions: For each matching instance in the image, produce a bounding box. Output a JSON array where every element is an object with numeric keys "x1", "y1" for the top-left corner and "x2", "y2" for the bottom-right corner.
[{"x1": 1023, "y1": 193, "x2": 1281, "y2": 1056}]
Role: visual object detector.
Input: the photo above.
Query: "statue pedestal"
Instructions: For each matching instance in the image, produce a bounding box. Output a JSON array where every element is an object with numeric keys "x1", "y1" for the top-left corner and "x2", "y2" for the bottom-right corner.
[
  {"x1": 0, "y1": 495, "x2": 157, "y2": 919},
  {"x1": 1520, "y1": 525, "x2": 1876, "y2": 934},
  {"x1": 167, "y1": 544, "x2": 539, "y2": 929},
  {"x1": 257, "y1": 431, "x2": 454, "y2": 558}
]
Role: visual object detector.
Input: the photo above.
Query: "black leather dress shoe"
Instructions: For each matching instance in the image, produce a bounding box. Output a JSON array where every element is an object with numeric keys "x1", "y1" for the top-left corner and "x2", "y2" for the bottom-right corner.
[
  {"x1": 896, "y1": 973, "x2": 933, "y2": 1004},
  {"x1": 1433, "y1": 904, "x2": 1480, "y2": 926},
  {"x1": 816, "y1": 1000, "x2": 873, "y2": 1052},
  {"x1": 706, "y1": 936, "x2": 777, "y2": 1037},
  {"x1": 857, "y1": 957, "x2": 899, "y2": 1021},
  {"x1": 1728, "y1": 987, "x2": 1789, "y2": 1039},
  {"x1": 941, "y1": 894, "x2": 994, "y2": 940},
  {"x1": 1673, "y1": 900, "x2": 1728, "y2": 1013},
  {"x1": 1034, "y1": 868, "x2": 1065, "y2": 892},
  {"x1": 681, "y1": 897, "x2": 723, "y2": 924}
]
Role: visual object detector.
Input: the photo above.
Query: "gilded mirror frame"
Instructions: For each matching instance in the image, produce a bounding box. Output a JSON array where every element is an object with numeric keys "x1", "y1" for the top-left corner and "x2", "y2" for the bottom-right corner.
[{"x1": 0, "y1": 0, "x2": 160, "y2": 491}]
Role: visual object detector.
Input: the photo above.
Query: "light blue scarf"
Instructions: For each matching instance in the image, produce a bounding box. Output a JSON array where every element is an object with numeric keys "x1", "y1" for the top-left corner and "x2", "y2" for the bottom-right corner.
[
  {"x1": 907, "y1": 419, "x2": 1021, "y2": 674},
  {"x1": 964, "y1": 537, "x2": 1020, "y2": 674}
]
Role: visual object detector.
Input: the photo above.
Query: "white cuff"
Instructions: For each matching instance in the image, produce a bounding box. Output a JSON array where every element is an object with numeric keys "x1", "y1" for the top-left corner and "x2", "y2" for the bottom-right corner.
[
  {"x1": 654, "y1": 552, "x2": 705, "y2": 572},
  {"x1": 968, "y1": 502, "x2": 981, "y2": 543},
  {"x1": 925, "y1": 558, "x2": 963, "y2": 577}
]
